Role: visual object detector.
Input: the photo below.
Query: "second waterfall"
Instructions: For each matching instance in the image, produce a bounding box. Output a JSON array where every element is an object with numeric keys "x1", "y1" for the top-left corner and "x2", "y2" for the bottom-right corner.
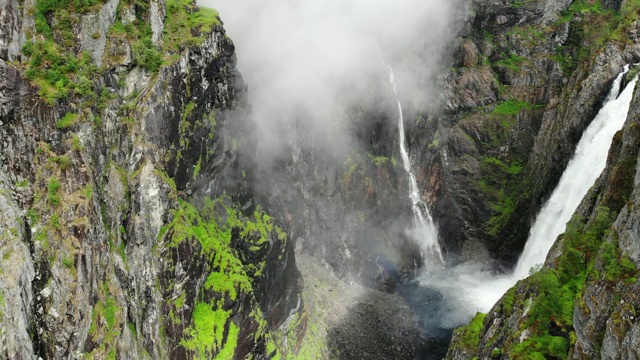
[{"x1": 379, "y1": 56, "x2": 445, "y2": 266}]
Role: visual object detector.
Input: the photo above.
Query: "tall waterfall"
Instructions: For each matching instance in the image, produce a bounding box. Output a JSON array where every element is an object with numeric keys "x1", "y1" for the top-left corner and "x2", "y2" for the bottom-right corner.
[
  {"x1": 379, "y1": 55, "x2": 444, "y2": 265},
  {"x1": 417, "y1": 66, "x2": 639, "y2": 318},
  {"x1": 514, "y1": 66, "x2": 638, "y2": 279}
]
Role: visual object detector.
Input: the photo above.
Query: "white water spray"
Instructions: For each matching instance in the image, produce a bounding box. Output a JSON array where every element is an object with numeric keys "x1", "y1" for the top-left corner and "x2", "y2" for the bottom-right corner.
[
  {"x1": 379, "y1": 53, "x2": 444, "y2": 265},
  {"x1": 513, "y1": 66, "x2": 638, "y2": 279}
]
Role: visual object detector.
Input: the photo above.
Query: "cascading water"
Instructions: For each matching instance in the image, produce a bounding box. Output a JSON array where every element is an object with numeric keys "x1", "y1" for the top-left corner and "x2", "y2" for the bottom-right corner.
[
  {"x1": 379, "y1": 55, "x2": 445, "y2": 265},
  {"x1": 415, "y1": 66, "x2": 638, "y2": 331},
  {"x1": 513, "y1": 66, "x2": 638, "y2": 280}
]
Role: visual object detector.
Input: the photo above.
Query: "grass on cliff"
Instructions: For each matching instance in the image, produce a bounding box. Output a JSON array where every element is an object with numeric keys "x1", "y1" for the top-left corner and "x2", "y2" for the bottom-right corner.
[
  {"x1": 164, "y1": 197, "x2": 288, "y2": 359},
  {"x1": 453, "y1": 312, "x2": 486, "y2": 353},
  {"x1": 181, "y1": 302, "x2": 238, "y2": 358},
  {"x1": 492, "y1": 99, "x2": 543, "y2": 116},
  {"x1": 164, "y1": 0, "x2": 220, "y2": 55},
  {"x1": 23, "y1": 0, "x2": 221, "y2": 103},
  {"x1": 477, "y1": 156, "x2": 523, "y2": 237},
  {"x1": 509, "y1": 207, "x2": 615, "y2": 359}
]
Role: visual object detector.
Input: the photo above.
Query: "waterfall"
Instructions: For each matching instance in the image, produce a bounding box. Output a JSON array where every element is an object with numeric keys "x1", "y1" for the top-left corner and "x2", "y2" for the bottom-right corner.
[
  {"x1": 417, "y1": 66, "x2": 639, "y2": 318},
  {"x1": 513, "y1": 66, "x2": 638, "y2": 279},
  {"x1": 379, "y1": 55, "x2": 445, "y2": 265}
]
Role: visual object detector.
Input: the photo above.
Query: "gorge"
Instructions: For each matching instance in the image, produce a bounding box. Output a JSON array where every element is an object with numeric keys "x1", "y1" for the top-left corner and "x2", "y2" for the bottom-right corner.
[{"x1": 2, "y1": 0, "x2": 640, "y2": 359}]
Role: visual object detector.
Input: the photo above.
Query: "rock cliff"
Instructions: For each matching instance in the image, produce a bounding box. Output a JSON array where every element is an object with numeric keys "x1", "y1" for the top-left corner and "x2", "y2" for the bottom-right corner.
[
  {"x1": 446, "y1": 0, "x2": 640, "y2": 358},
  {"x1": 421, "y1": 0, "x2": 640, "y2": 266},
  {"x1": 4, "y1": 0, "x2": 640, "y2": 358},
  {"x1": 0, "y1": 0, "x2": 300, "y2": 359}
]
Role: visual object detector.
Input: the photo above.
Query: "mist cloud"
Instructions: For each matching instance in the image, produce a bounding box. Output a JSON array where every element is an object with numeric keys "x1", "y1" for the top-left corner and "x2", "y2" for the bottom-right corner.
[{"x1": 201, "y1": 0, "x2": 458, "y2": 162}]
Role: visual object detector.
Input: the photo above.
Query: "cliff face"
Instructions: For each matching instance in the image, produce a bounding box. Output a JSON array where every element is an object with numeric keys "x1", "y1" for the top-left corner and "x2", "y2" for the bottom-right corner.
[
  {"x1": 447, "y1": 75, "x2": 640, "y2": 360},
  {"x1": 0, "y1": 1, "x2": 300, "y2": 359},
  {"x1": 416, "y1": 0, "x2": 640, "y2": 266},
  {"x1": 445, "y1": 0, "x2": 640, "y2": 359}
]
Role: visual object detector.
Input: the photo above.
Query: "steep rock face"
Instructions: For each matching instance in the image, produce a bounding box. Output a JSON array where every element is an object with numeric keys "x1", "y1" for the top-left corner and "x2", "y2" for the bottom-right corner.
[
  {"x1": 447, "y1": 73, "x2": 640, "y2": 359},
  {"x1": 413, "y1": 0, "x2": 640, "y2": 266},
  {"x1": 0, "y1": 1, "x2": 300, "y2": 359},
  {"x1": 446, "y1": 8, "x2": 640, "y2": 355}
]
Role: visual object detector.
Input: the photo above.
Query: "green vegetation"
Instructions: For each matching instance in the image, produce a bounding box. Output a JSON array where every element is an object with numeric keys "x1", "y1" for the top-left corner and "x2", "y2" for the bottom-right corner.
[
  {"x1": 61, "y1": 255, "x2": 74, "y2": 269},
  {"x1": 22, "y1": 38, "x2": 98, "y2": 103},
  {"x1": 20, "y1": 0, "x2": 222, "y2": 103},
  {"x1": 71, "y1": 134, "x2": 84, "y2": 151},
  {"x1": 495, "y1": 53, "x2": 526, "y2": 73},
  {"x1": 47, "y1": 177, "x2": 61, "y2": 207},
  {"x1": 492, "y1": 99, "x2": 542, "y2": 116},
  {"x1": 164, "y1": 0, "x2": 220, "y2": 53},
  {"x1": 599, "y1": 235, "x2": 637, "y2": 283},
  {"x1": 370, "y1": 156, "x2": 388, "y2": 166},
  {"x1": 508, "y1": 207, "x2": 615, "y2": 359},
  {"x1": 193, "y1": 158, "x2": 202, "y2": 178},
  {"x1": 164, "y1": 197, "x2": 288, "y2": 358},
  {"x1": 181, "y1": 303, "x2": 238, "y2": 359},
  {"x1": 477, "y1": 156, "x2": 523, "y2": 236},
  {"x1": 132, "y1": 37, "x2": 163, "y2": 72},
  {"x1": 87, "y1": 282, "x2": 121, "y2": 358},
  {"x1": 50, "y1": 155, "x2": 72, "y2": 170},
  {"x1": 454, "y1": 312, "x2": 486, "y2": 353},
  {"x1": 340, "y1": 153, "x2": 376, "y2": 201}
]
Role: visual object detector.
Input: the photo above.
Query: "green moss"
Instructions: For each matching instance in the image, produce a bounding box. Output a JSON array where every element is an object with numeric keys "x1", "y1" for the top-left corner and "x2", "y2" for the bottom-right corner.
[
  {"x1": 203, "y1": 271, "x2": 247, "y2": 301},
  {"x1": 454, "y1": 312, "x2": 486, "y2": 352},
  {"x1": 193, "y1": 157, "x2": 202, "y2": 178},
  {"x1": 165, "y1": 196, "x2": 290, "y2": 357},
  {"x1": 57, "y1": 113, "x2": 80, "y2": 129},
  {"x1": 50, "y1": 155, "x2": 73, "y2": 170},
  {"x1": 495, "y1": 53, "x2": 526, "y2": 72},
  {"x1": 61, "y1": 255, "x2": 74, "y2": 269},
  {"x1": 181, "y1": 302, "x2": 237, "y2": 358},
  {"x1": 183, "y1": 102, "x2": 196, "y2": 121},
  {"x1": 47, "y1": 177, "x2": 61, "y2": 207},
  {"x1": 599, "y1": 235, "x2": 637, "y2": 283},
  {"x1": 217, "y1": 322, "x2": 239, "y2": 360},
  {"x1": 164, "y1": 0, "x2": 220, "y2": 54},
  {"x1": 174, "y1": 292, "x2": 187, "y2": 309},
  {"x1": 165, "y1": 199, "x2": 251, "y2": 301},
  {"x1": 492, "y1": 99, "x2": 542, "y2": 116}
]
